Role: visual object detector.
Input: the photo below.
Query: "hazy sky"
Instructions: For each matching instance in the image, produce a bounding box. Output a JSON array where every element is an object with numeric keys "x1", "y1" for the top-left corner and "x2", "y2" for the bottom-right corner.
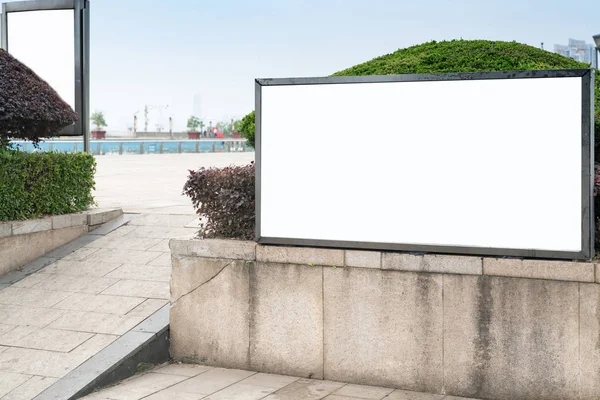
[{"x1": 2, "y1": 0, "x2": 600, "y2": 131}]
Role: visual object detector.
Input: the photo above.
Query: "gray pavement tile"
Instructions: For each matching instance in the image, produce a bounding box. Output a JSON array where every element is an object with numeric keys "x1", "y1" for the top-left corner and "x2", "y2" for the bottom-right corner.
[
  {"x1": 0, "y1": 287, "x2": 72, "y2": 308},
  {"x1": 81, "y1": 248, "x2": 163, "y2": 265},
  {"x1": 101, "y1": 279, "x2": 169, "y2": 299},
  {"x1": 28, "y1": 274, "x2": 119, "y2": 294},
  {"x1": 239, "y1": 373, "x2": 300, "y2": 389},
  {"x1": 1, "y1": 375, "x2": 57, "y2": 400},
  {"x1": 126, "y1": 299, "x2": 168, "y2": 317},
  {"x1": 79, "y1": 372, "x2": 187, "y2": 400},
  {"x1": 332, "y1": 384, "x2": 394, "y2": 399},
  {"x1": 264, "y1": 378, "x2": 345, "y2": 400},
  {"x1": 147, "y1": 253, "x2": 172, "y2": 267},
  {"x1": 0, "y1": 371, "x2": 32, "y2": 398},
  {"x1": 44, "y1": 235, "x2": 102, "y2": 260},
  {"x1": 202, "y1": 382, "x2": 277, "y2": 400},
  {"x1": 0, "y1": 327, "x2": 94, "y2": 352},
  {"x1": 88, "y1": 214, "x2": 138, "y2": 236},
  {"x1": 85, "y1": 236, "x2": 163, "y2": 251},
  {"x1": 128, "y1": 214, "x2": 199, "y2": 228},
  {"x1": 147, "y1": 239, "x2": 171, "y2": 252},
  {"x1": 166, "y1": 368, "x2": 256, "y2": 395},
  {"x1": 0, "y1": 257, "x2": 58, "y2": 286},
  {"x1": 0, "y1": 305, "x2": 66, "y2": 327},
  {"x1": 47, "y1": 310, "x2": 147, "y2": 335},
  {"x1": 384, "y1": 390, "x2": 444, "y2": 399},
  {"x1": 104, "y1": 264, "x2": 171, "y2": 282},
  {"x1": 123, "y1": 226, "x2": 198, "y2": 240},
  {"x1": 37, "y1": 260, "x2": 121, "y2": 278},
  {"x1": 152, "y1": 363, "x2": 212, "y2": 377},
  {"x1": 52, "y1": 293, "x2": 145, "y2": 315},
  {"x1": 60, "y1": 247, "x2": 101, "y2": 262},
  {"x1": 132, "y1": 305, "x2": 169, "y2": 335}
]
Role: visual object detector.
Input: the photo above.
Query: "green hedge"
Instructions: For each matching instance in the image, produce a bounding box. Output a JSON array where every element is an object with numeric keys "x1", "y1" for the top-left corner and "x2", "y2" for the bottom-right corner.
[{"x1": 0, "y1": 150, "x2": 96, "y2": 221}]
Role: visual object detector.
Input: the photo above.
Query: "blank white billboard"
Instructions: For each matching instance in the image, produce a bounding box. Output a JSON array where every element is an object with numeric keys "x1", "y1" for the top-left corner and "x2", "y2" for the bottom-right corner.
[
  {"x1": 7, "y1": 10, "x2": 75, "y2": 108},
  {"x1": 256, "y1": 71, "x2": 594, "y2": 259}
]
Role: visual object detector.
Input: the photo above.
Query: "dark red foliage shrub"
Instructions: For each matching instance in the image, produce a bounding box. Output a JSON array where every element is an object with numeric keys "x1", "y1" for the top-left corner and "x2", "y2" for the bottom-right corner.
[
  {"x1": 183, "y1": 163, "x2": 255, "y2": 240},
  {"x1": 0, "y1": 49, "x2": 78, "y2": 144}
]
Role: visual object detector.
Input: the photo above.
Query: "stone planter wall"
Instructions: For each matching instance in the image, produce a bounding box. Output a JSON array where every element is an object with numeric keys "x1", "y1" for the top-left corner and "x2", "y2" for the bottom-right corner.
[
  {"x1": 0, "y1": 208, "x2": 122, "y2": 276},
  {"x1": 169, "y1": 238, "x2": 600, "y2": 400}
]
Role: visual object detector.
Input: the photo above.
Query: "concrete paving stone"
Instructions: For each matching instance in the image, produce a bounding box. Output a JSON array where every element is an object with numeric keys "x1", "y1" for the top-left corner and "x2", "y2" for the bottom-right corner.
[
  {"x1": 1, "y1": 375, "x2": 57, "y2": 400},
  {"x1": 0, "y1": 372, "x2": 31, "y2": 398},
  {"x1": 28, "y1": 274, "x2": 119, "y2": 294},
  {"x1": 140, "y1": 389, "x2": 201, "y2": 400},
  {"x1": 0, "y1": 347, "x2": 84, "y2": 378},
  {"x1": 52, "y1": 293, "x2": 145, "y2": 315},
  {"x1": 0, "y1": 305, "x2": 65, "y2": 327},
  {"x1": 60, "y1": 246, "x2": 101, "y2": 261},
  {"x1": 101, "y1": 279, "x2": 169, "y2": 299},
  {"x1": 333, "y1": 384, "x2": 394, "y2": 399},
  {"x1": 47, "y1": 310, "x2": 147, "y2": 335},
  {"x1": 148, "y1": 239, "x2": 171, "y2": 252},
  {"x1": 263, "y1": 378, "x2": 345, "y2": 400},
  {"x1": 88, "y1": 214, "x2": 137, "y2": 235},
  {"x1": 124, "y1": 226, "x2": 199, "y2": 239},
  {"x1": 44, "y1": 234, "x2": 102, "y2": 260},
  {"x1": 129, "y1": 214, "x2": 199, "y2": 227},
  {"x1": 126, "y1": 299, "x2": 168, "y2": 317},
  {"x1": 0, "y1": 345, "x2": 7, "y2": 353},
  {"x1": 240, "y1": 373, "x2": 300, "y2": 389},
  {"x1": 12, "y1": 218, "x2": 52, "y2": 235},
  {"x1": 9, "y1": 273, "x2": 48, "y2": 289},
  {"x1": 0, "y1": 324, "x2": 17, "y2": 335},
  {"x1": 153, "y1": 363, "x2": 213, "y2": 377},
  {"x1": 148, "y1": 253, "x2": 172, "y2": 267},
  {"x1": 441, "y1": 397, "x2": 479, "y2": 400},
  {"x1": 82, "y1": 248, "x2": 164, "y2": 265},
  {"x1": 104, "y1": 264, "x2": 171, "y2": 282},
  {"x1": 70, "y1": 333, "x2": 119, "y2": 359},
  {"x1": 202, "y1": 382, "x2": 278, "y2": 400},
  {"x1": 84, "y1": 372, "x2": 188, "y2": 400},
  {"x1": 98, "y1": 225, "x2": 138, "y2": 239},
  {"x1": 0, "y1": 326, "x2": 94, "y2": 352},
  {"x1": 0, "y1": 287, "x2": 72, "y2": 308},
  {"x1": 384, "y1": 389, "x2": 444, "y2": 399},
  {"x1": 38, "y1": 260, "x2": 121, "y2": 277},
  {"x1": 0, "y1": 257, "x2": 58, "y2": 287},
  {"x1": 167, "y1": 368, "x2": 256, "y2": 395},
  {"x1": 85, "y1": 236, "x2": 163, "y2": 251},
  {"x1": 0, "y1": 284, "x2": 9, "y2": 291},
  {"x1": 132, "y1": 304, "x2": 169, "y2": 335}
]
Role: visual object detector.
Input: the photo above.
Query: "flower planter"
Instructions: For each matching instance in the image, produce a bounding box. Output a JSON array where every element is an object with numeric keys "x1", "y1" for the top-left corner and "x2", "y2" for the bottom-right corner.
[
  {"x1": 188, "y1": 132, "x2": 200, "y2": 140},
  {"x1": 91, "y1": 130, "x2": 106, "y2": 139}
]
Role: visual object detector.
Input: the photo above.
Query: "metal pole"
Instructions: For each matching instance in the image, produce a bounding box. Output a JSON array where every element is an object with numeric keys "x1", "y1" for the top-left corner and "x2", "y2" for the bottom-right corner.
[{"x1": 1, "y1": 3, "x2": 7, "y2": 51}]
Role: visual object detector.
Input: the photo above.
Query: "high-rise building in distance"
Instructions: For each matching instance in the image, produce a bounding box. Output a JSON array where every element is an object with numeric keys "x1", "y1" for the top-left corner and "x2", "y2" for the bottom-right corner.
[{"x1": 553, "y1": 38, "x2": 597, "y2": 68}]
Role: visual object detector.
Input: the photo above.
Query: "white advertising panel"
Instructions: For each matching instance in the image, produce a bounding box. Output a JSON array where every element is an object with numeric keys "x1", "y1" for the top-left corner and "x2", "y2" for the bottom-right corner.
[
  {"x1": 7, "y1": 10, "x2": 75, "y2": 108},
  {"x1": 256, "y1": 71, "x2": 594, "y2": 259}
]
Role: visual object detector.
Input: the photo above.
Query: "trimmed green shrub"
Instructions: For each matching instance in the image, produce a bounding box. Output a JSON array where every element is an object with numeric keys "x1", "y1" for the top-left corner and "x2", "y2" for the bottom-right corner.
[
  {"x1": 0, "y1": 150, "x2": 96, "y2": 221},
  {"x1": 183, "y1": 163, "x2": 255, "y2": 240}
]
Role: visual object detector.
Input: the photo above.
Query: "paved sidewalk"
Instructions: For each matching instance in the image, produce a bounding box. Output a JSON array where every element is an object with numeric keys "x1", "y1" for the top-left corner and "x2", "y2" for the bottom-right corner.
[
  {"x1": 0, "y1": 213, "x2": 199, "y2": 400},
  {"x1": 81, "y1": 363, "x2": 479, "y2": 400}
]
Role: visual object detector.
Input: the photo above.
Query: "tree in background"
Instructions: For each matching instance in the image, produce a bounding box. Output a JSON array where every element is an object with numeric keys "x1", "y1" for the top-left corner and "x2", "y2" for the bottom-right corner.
[
  {"x1": 187, "y1": 116, "x2": 201, "y2": 132},
  {"x1": 238, "y1": 111, "x2": 255, "y2": 148},
  {"x1": 91, "y1": 111, "x2": 107, "y2": 131}
]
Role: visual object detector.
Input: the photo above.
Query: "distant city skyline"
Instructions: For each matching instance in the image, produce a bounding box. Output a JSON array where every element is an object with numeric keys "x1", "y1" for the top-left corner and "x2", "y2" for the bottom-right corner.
[
  {"x1": 554, "y1": 38, "x2": 598, "y2": 68},
  {"x1": 1, "y1": 0, "x2": 599, "y2": 133}
]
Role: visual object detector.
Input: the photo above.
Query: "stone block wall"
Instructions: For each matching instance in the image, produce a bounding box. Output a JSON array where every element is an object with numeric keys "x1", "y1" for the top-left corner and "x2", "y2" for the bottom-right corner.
[{"x1": 169, "y1": 239, "x2": 600, "y2": 400}]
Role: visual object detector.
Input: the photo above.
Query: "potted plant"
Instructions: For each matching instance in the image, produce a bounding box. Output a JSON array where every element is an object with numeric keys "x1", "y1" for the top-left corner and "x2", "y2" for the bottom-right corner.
[
  {"x1": 187, "y1": 116, "x2": 202, "y2": 139},
  {"x1": 91, "y1": 111, "x2": 107, "y2": 139}
]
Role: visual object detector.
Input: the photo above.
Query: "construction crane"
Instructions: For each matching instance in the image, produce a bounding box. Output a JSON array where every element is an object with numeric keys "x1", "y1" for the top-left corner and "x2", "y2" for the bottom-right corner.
[{"x1": 133, "y1": 105, "x2": 169, "y2": 136}]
